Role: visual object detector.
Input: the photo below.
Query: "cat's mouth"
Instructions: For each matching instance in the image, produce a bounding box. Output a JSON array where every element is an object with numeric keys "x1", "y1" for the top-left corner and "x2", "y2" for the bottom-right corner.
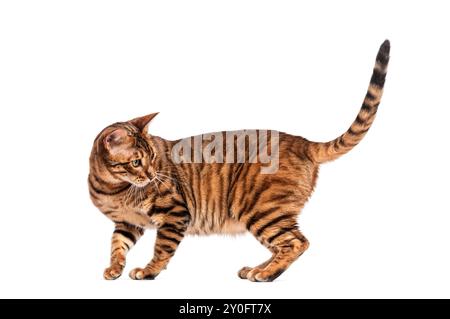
[{"x1": 131, "y1": 179, "x2": 151, "y2": 188}]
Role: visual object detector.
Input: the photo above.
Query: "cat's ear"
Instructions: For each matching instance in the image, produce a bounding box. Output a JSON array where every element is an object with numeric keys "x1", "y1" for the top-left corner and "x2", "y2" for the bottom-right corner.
[
  {"x1": 129, "y1": 113, "x2": 159, "y2": 134},
  {"x1": 103, "y1": 128, "x2": 129, "y2": 153}
]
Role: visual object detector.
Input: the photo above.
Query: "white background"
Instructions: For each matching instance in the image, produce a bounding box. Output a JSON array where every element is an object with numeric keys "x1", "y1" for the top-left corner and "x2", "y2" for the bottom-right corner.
[{"x1": 0, "y1": 1, "x2": 449, "y2": 298}]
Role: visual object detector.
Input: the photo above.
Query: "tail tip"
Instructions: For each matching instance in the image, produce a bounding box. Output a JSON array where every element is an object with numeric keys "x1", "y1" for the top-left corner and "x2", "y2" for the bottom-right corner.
[
  {"x1": 380, "y1": 39, "x2": 390, "y2": 53},
  {"x1": 376, "y1": 39, "x2": 390, "y2": 65}
]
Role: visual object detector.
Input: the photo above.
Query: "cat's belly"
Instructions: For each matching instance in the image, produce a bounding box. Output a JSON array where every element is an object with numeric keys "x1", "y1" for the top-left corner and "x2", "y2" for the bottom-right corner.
[{"x1": 186, "y1": 219, "x2": 247, "y2": 236}]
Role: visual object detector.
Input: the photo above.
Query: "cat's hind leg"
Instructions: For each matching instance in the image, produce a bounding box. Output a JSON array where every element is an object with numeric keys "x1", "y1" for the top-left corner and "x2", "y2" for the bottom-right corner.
[
  {"x1": 240, "y1": 215, "x2": 309, "y2": 282},
  {"x1": 234, "y1": 169, "x2": 314, "y2": 281}
]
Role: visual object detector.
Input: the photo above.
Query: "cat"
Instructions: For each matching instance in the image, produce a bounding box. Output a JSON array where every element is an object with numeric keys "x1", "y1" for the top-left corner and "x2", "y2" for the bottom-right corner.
[{"x1": 88, "y1": 40, "x2": 390, "y2": 282}]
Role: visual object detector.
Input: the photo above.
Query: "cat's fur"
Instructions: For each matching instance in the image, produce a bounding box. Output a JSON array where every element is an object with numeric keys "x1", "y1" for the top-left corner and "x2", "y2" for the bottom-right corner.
[{"x1": 88, "y1": 41, "x2": 390, "y2": 281}]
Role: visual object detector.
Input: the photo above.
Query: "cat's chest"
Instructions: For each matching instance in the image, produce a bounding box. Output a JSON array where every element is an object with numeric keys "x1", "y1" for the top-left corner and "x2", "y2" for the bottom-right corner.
[
  {"x1": 98, "y1": 197, "x2": 160, "y2": 229},
  {"x1": 117, "y1": 209, "x2": 151, "y2": 227}
]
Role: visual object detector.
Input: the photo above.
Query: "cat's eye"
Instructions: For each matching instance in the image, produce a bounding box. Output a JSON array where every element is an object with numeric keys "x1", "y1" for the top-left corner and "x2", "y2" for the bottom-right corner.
[{"x1": 131, "y1": 159, "x2": 141, "y2": 167}]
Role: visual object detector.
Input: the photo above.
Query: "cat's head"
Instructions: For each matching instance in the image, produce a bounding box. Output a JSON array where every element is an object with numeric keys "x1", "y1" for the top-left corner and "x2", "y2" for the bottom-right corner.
[{"x1": 92, "y1": 113, "x2": 159, "y2": 187}]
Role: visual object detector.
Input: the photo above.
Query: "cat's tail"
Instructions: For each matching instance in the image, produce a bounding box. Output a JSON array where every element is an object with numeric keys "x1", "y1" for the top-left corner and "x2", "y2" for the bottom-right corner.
[{"x1": 307, "y1": 40, "x2": 390, "y2": 164}]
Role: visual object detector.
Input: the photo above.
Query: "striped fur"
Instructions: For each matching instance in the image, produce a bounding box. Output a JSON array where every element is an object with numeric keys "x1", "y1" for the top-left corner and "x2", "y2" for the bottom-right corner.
[
  {"x1": 89, "y1": 41, "x2": 390, "y2": 282},
  {"x1": 307, "y1": 40, "x2": 390, "y2": 163}
]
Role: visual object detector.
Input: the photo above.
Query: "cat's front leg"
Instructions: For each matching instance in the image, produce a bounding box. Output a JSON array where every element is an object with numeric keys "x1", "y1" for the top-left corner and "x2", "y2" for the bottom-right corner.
[
  {"x1": 104, "y1": 222, "x2": 144, "y2": 280},
  {"x1": 129, "y1": 211, "x2": 190, "y2": 280}
]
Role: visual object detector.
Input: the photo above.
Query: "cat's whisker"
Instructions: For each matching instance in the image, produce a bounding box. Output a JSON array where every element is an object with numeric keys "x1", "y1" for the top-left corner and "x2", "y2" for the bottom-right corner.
[
  {"x1": 155, "y1": 174, "x2": 172, "y2": 189},
  {"x1": 149, "y1": 176, "x2": 160, "y2": 195},
  {"x1": 156, "y1": 171, "x2": 184, "y2": 189},
  {"x1": 156, "y1": 172, "x2": 178, "y2": 183},
  {"x1": 131, "y1": 185, "x2": 136, "y2": 206},
  {"x1": 157, "y1": 173, "x2": 176, "y2": 184},
  {"x1": 124, "y1": 184, "x2": 134, "y2": 205},
  {"x1": 136, "y1": 187, "x2": 140, "y2": 206},
  {"x1": 133, "y1": 185, "x2": 145, "y2": 205},
  {"x1": 139, "y1": 187, "x2": 145, "y2": 203},
  {"x1": 127, "y1": 187, "x2": 132, "y2": 205},
  {"x1": 155, "y1": 176, "x2": 170, "y2": 190}
]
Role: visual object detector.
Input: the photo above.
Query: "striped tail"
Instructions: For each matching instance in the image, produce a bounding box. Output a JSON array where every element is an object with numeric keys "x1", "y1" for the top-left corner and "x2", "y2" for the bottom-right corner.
[{"x1": 307, "y1": 40, "x2": 390, "y2": 163}]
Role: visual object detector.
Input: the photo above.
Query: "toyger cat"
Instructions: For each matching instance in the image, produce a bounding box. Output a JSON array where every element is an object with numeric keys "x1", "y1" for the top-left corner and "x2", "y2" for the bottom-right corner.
[{"x1": 89, "y1": 40, "x2": 390, "y2": 281}]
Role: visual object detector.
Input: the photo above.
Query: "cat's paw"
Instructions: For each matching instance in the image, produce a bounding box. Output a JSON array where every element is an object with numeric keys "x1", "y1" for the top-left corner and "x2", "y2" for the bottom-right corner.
[
  {"x1": 129, "y1": 267, "x2": 157, "y2": 280},
  {"x1": 237, "y1": 266, "x2": 253, "y2": 279},
  {"x1": 246, "y1": 268, "x2": 285, "y2": 282},
  {"x1": 103, "y1": 264, "x2": 124, "y2": 280},
  {"x1": 238, "y1": 267, "x2": 269, "y2": 282}
]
